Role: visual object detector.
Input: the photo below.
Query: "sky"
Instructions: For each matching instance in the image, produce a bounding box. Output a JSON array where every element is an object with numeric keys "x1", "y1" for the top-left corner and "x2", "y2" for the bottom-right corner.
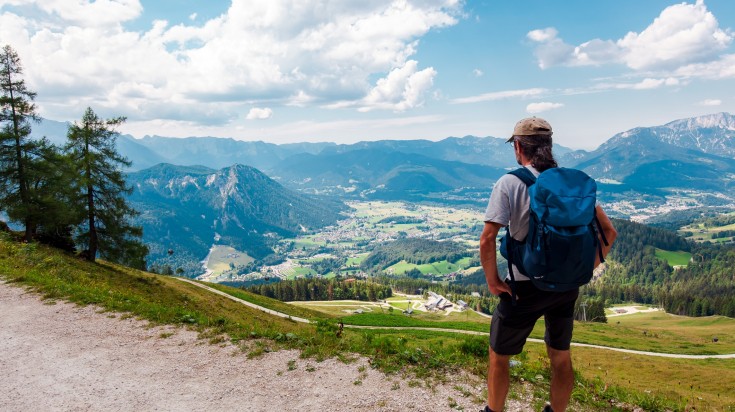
[{"x1": 1, "y1": 0, "x2": 734, "y2": 150}]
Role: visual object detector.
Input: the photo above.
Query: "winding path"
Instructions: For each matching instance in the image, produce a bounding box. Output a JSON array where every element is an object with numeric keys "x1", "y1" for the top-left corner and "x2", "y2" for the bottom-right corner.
[{"x1": 175, "y1": 277, "x2": 735, "y2": 360}]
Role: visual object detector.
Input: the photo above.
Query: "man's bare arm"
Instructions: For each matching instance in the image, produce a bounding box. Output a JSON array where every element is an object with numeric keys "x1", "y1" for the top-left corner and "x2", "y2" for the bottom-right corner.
[
  {"x1": 480, "y1": 222, "x2": 512, "y2": 296},
  {"x1": 594, "y1": 206, "x2": 617, "y2": 268}
]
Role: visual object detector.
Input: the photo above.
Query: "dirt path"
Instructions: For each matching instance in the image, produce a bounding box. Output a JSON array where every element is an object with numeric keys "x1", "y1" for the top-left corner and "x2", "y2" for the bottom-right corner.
[
  {"x1": 178, "y1": 278, "x2": 735, "y2": 360},
  {"x1": 2, "y1": 280, "x2": 519, "y2": 412}
]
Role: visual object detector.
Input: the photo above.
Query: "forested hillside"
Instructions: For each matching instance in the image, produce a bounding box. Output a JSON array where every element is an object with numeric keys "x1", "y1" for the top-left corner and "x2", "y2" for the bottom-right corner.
[
  {"x1": 585, "y1": 219, "x2": 735, "y2": 317},
  {"x1": 360, "y1": 238, "x2": 472, "y2": 271},
  {"x1": 128, "y1": 163, "x2": 349, "y2": 276},
  {"x1": 247, "y1": 277, "x2": 392, "y2": 302}
]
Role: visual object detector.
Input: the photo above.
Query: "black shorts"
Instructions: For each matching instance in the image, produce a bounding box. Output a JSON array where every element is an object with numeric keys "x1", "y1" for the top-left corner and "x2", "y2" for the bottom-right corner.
[{"x1": 490, "y1": 281, "x2": 579, "y2": 355}]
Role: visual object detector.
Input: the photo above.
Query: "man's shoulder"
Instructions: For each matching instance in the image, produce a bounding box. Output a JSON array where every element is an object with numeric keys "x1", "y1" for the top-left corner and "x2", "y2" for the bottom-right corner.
[{"x1": 495, "y1": 170, "x2": 529, "y2": 189}]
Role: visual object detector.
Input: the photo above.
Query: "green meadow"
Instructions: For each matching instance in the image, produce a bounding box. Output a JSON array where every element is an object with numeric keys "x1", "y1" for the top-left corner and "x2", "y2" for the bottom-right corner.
[
  {"x1": 387, "y1": 259, "x2": 471, "y2": 276},
  {"x1": 205, "y1": 245, "x2": 254, "y2": 275},
  {"x1": 654, "y1": 248, "x2": 692, "y2": 267}
]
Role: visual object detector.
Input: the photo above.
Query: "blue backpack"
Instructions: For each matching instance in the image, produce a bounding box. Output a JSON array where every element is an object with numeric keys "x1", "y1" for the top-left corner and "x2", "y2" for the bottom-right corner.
[{"x1": 500, "y1": 167, "x2": 608, "y2": 295}]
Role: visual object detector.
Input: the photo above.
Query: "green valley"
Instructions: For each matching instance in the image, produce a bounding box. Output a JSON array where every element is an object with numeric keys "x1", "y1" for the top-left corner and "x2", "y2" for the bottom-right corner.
[{"x1": 211, "y1": 201, "x2": 483, "y2": 286}]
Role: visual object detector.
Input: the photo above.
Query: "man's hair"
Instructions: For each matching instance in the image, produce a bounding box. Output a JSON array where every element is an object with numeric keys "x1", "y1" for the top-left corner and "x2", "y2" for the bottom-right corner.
[{"x1": 514, "y1": 134, "x2": 557, "y2": 172}]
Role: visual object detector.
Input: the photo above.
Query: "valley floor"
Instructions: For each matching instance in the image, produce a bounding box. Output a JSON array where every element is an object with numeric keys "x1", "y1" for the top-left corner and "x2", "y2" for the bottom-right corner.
[{"x1": 0, "y1": 281, "x2": 529, "y2": 412}]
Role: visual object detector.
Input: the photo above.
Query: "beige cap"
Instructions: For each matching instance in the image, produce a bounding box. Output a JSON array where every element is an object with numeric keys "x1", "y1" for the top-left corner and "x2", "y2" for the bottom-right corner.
[{"x1": 507, "y1": 117, "x2": 553, "y2": 142}]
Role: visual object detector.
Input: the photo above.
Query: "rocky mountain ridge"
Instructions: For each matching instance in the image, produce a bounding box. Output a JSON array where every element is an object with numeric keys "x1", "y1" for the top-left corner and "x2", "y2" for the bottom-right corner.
[{"x1": 127, "y1": 163, "x2": 347, "y2": 275}]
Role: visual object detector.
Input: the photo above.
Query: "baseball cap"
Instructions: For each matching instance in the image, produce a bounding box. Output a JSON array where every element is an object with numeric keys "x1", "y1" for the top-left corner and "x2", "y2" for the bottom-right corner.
[{"x1": 506, "y1": 117, "x2": 553, "y2": 142}]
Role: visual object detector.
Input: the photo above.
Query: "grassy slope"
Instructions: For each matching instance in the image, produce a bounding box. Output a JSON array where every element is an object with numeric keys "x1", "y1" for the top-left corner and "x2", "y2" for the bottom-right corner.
[
  {"x1": 3, "y1": 235, "x2": 734, "y2": 410},
  {"x1": 0, "y1": 237, "x2": 314, "y2": 342},
  {"x1": 654, "y1": 248, "x2": 692, "y2": 266},
  {"x1": 0, "y1": 235, "x2": 488, "y2": 377}
]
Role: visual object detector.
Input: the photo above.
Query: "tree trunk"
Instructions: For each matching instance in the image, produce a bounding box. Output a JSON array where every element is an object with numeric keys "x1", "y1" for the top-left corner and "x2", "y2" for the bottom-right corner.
[
  {"x1": 85, "y1": 134, "x2": 96, "y2": 261},
  {"x1": 87, "y1": 181, "x2": 96, "y2": 261}
]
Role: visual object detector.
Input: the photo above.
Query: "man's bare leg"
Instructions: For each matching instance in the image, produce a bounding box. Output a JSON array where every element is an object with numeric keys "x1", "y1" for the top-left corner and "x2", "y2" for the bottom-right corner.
[
  {"x1": 546, "y1": 346, "x2": 574, "y2": 412},
  {"x1": 488, "y1": 347, "x2": 511, "y2": 411}
]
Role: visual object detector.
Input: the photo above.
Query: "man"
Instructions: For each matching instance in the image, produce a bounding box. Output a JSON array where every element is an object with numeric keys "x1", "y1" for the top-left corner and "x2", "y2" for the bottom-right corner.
[{"x1": 479, "y1": 117, "x2": 617, "y2": 412}]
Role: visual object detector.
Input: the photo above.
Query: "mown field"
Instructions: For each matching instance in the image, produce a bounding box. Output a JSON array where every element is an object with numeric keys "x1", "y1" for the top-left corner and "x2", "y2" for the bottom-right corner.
[
  {"x1": 680, "y1": 212, "x2": 735, "y2": 244},
  {"x1": 387, "y1": 259, "x2": 467, "y2": 275},
  {"x1": 654, "y1": 248, "x2": 692, "y2": 267},
  {"x1": 292, "y1": 297, "x2": 735, "y2": 356},
  {"x1": 290, "y1": 296, "x2": 735, "y2": 408},
  {"x1": 204, "y1": 245, "x2": 254, "y2": 275}
]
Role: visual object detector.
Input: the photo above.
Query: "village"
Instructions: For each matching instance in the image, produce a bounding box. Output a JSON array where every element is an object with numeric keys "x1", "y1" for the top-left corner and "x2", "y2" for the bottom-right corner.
[{"x1": 201, "y1": 201, "x2": 483, "y2": 284}]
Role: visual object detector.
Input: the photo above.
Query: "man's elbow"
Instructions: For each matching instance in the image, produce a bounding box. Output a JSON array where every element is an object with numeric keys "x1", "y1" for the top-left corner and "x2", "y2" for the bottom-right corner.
[{"x1": 479, "y1": 236, "x2": 495, "y2": 253}]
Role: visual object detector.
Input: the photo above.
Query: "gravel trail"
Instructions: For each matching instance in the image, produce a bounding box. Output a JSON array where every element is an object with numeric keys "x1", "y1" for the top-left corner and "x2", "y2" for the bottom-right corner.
[{"x1": 1, "y1": 281, "x2": 529, "y2": 411}]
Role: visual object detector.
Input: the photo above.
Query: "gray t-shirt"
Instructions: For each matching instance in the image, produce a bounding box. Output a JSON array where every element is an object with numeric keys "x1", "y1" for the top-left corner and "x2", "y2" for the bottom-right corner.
[{"x1": 483, "y1": 165, "x2": 540, "y2": 281}]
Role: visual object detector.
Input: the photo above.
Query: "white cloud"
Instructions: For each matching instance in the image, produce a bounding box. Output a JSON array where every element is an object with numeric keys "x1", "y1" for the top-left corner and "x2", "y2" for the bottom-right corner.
[
  {"x1": 596, "y1": 77, "x2": 680, "y2": 90},
  {"x1": 472, "y1": 68, "x2": 483, "y2": 77},
  {"x1": 698, "y1": 99, "x2": 722, "y2": 106},
  {"x1": 526, "y1": 102, "x2": 564, "y2": 114},
  {"x1": 619, "y1": 0, "x2": 732, "y2": 70},
  {"x1": 451, "y1": 88, "x2": 548, "y2": 104},
  {"x1": 189, "y1": 13, "x2": 197, "y2": 21},
  {"x1": 329, "y1": 60, "x2": 437, "y2": 112},
  {"x1": 527, "y1": 28, "x2": 557, "y2": 42},
  {"x1": 676, "y1": 54, "x2": 735, "y2": 79},
  {"x1": 526, "y1": 27, "x2": 576, "y2": 69},
  {"x1": 528, "y1": 1, "x2": 732, "y2": 71},
  {"x1": 0, "y1": 0, "x2": 463, "y2": 123},
  {"x1": 246, "y1": 107, "x2": 273, "y2": 120}
]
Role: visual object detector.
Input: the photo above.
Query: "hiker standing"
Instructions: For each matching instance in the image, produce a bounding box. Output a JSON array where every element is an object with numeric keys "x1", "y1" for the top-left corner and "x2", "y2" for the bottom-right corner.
[{"x1": 479, "y1": 117, "x2": 617, "y2": 412}]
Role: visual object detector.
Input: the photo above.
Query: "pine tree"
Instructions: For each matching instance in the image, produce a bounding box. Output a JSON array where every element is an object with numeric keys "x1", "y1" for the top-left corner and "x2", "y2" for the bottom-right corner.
[
  {"x1": 65, "y1": 107, "x2": 147, "y2": 268},
  {"x1": 31, "y1": 142, "x2": 83, "y2": 251},
  {"x1": 0, "y1": 44, "x2": 43, "y2": 241}
]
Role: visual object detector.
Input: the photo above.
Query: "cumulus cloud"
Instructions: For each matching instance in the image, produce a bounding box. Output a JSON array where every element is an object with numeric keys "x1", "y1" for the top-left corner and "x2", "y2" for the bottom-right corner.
[
  {"x1": 473, "y1": 69, "x2": 483, "y2": 77},
  {"x1": 246, "y1": 107, "x2": 273, "y2": 120},
  {"x1": 698, "y1": 99, "x2": 722, "y2": 106},
  {"x1": 328, "y1": 60, "x2": 437, "y2": 112},
  {"x1": 451, "y1": 88, "x2": 547, "y2": 104},
  {"x1": 0, "y1": 0, "x2": 463, "y2": 124},
  {"x1": 526, "y1": 28, "x2": 576, "y2": 69},
  {"x1": 528, "y1": 1, "x2": 732, "y2": 70},
  {"x1": 526, "y1": 102, "x2": 564, "y2": 114}
]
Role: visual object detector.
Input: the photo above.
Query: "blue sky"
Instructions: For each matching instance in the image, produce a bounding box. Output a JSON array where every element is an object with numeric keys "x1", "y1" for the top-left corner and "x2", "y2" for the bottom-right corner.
[{"x1": 1, "y1": 0, "x2": 733, "y2": 149}]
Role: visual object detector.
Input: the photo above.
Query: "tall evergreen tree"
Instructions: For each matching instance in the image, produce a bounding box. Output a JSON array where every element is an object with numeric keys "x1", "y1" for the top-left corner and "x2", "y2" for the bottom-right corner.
[
  {"x1": 65, "y1": 107, "x2": 147, "y2": 268},
  {"x1": 30, "y1": 141, "x2": 83, "y2": 251},
  {"x1": 0, "y1": 44, "x2": 43, "y2": 241}
]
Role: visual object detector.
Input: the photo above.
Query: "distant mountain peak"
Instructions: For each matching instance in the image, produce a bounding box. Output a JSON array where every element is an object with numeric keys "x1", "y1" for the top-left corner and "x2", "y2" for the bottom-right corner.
[
  {"x1": 605, "y1": 112, "x2": 735, "y2": 150},
  {"x1": 664, "y1": 112, "x2": 735, "y2": 131}
]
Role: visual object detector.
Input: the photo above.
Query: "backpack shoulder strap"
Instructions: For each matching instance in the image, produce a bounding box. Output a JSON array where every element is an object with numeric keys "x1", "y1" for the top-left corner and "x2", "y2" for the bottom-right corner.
[
  {"x1": 503, "y1": 167, "x2": 536, "y2": 306},
  {"x1": 507, "y1": 167, "x2": 536, "y2": 187}
]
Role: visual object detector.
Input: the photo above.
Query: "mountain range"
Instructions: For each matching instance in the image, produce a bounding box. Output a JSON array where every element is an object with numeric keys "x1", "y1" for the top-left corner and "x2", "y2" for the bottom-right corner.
[
  {"x1": 573, "y1": 112, "x2": 735, "y2": 193},
  {"x1": 30, "y1": 112, "x2": 735, "y2": 273},
  {"x1": 34, "y1": 113, "x2": 735, "y2": 199},
  {"x1": 126, "y1": 163, "x2": 347, "y2": 274}
]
